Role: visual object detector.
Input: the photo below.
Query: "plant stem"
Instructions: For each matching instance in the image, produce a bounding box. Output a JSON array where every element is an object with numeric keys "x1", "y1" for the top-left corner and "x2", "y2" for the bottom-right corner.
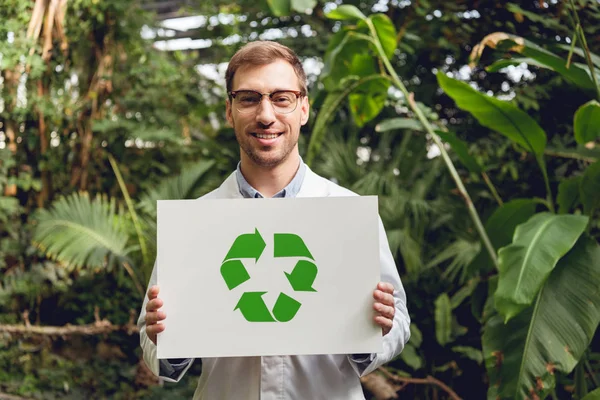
[
  {"x1": 568, "y1": 0, "x2": 600, "y2": 100},
  {"x1": 108, "y1": 154, "x2": 149, "y2": 272},
  {"x1": 586, "y1": 360, "x2": 600, "y2": 388},
  {"x1": 539, "y1": 158, "x2": 555, "y2": 213},
  {"x1": 481, "y1": 172, "x2": 503, "y2": 206},
  {"x1": 365, "y1": 20, "x2": 499, "y2": 270}
]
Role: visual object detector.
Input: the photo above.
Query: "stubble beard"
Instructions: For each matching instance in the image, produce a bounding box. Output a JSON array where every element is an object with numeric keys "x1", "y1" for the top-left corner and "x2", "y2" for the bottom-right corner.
[{"x1": 237, "y1": 131, "x2": 297, "y2": 168}]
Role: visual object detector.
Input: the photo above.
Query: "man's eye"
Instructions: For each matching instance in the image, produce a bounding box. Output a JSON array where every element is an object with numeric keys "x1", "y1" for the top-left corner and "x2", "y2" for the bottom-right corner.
[
  {"x1": 273, "y1": 95, "x2": 293, "y2": 103},
  {"x1": 239, "y1": 96, "x2": 259, "y2": 103}
]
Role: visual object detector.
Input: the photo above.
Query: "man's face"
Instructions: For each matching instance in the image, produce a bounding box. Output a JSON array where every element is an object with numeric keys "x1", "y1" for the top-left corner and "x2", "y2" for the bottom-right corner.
[{"x1": 226, "y1": 59, "x2": 309, "y2": 168}]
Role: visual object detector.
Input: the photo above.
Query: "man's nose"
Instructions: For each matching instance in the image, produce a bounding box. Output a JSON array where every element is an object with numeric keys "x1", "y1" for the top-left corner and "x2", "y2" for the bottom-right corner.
[{"x1": 255, "y1": 97, "x2": 276, "y2": 126}]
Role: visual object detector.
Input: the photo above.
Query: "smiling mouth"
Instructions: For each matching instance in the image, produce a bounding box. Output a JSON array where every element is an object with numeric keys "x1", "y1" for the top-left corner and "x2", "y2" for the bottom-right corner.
[{"x1": 251, "y1": 132, "x2": 283, "y2": 139}]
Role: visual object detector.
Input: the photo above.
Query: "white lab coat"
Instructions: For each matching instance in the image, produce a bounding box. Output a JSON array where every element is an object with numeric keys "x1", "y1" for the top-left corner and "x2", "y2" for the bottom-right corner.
[{"x1": 138, "y1": 166, "x2": 411, "y2": 400}]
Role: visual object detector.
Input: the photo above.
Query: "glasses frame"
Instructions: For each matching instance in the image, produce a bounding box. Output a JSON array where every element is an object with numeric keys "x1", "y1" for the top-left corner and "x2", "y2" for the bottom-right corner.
[{"x1": 228, "y1": 90, "x2": 304, "y2": 114}]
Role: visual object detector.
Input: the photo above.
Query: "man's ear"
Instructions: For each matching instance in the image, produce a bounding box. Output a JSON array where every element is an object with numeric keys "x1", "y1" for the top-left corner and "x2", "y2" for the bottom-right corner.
[
  {"x1": 300, "y1": 96, "x2": 309, "y2": 126},
  {"x1": 226, "y1": 99, "x2": 234, "y2": 127}
]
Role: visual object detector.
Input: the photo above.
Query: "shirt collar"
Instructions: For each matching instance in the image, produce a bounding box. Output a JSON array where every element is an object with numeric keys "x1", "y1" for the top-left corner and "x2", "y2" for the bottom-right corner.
[{"x1": 235, "y1": 158, "x2": 306, "y2": 199}]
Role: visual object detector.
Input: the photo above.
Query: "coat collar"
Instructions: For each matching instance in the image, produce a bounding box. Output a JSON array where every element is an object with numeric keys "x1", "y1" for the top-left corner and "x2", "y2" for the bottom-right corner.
[{"x1": 215, "y1": 165, "x2": 329, "y2": 199}]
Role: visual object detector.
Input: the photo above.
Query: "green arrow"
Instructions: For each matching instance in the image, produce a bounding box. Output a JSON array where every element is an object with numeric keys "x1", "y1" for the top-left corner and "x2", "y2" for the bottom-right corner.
[
  {"x1": 274, "y1": 233, "x2": 314, "y2": 260},
  {"x1": 285, "y1": 260, "x2": 318, "y2": 292},
  {"x1": 234, "y1": 292, "x2": 275, "y2": 322},
  {"x1": 220, "y1": 260, "x2": 250, "y2": 290},
  {"x1": 224, "y1": 228, "x2": 266, "y2": 262},
  {"x1": 272, "y1": 292, "x2": 302, "y2": 322}
]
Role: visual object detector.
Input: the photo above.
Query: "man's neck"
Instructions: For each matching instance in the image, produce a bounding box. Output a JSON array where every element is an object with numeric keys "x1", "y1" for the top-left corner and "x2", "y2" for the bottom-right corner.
[{"x1": 239, "y1": 151, "x2": 300, "y2": 198}]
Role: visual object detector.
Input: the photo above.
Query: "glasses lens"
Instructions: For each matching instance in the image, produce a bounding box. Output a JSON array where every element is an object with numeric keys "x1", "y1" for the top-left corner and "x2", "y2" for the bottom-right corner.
[
  {"x1": 235, "y1": 91, "x2": 262, "y2": 112},
  {"x1": 271, "y1": 91, "x2": 297, "y2": 113}
]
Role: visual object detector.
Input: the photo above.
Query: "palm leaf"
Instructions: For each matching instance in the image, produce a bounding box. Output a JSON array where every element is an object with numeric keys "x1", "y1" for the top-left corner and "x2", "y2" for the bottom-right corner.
[
  {"x1": 483, "y1": 236, "x2": 600, "y2": 399},
  {"x1": 33, "y1": 192, "x2": 130, "y2": 270},
  {"x1": 138, "y1": 159, "x2": 216, "y2": 218}
]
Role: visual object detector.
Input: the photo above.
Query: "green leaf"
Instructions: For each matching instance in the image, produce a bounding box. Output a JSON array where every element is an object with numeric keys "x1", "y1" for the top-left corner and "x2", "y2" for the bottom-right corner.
[
  {"x1": 574, "y1": 100, "x2": 600, "y2": 145},
  {"x1": 437, "y1": 72, "x2": 547, "y2": 157},
  {"x1": 426, "y1": 238, "x2": 481, "y2": 282},
  {"x1": 582, "y1": 388, "x2": 600, "y2": 400},
  {"x1": 580, "y1": 161, "x2": 600, "y2": 217},
  {"x1": 306, "y1": 75, "x2": 390, "y2": 166},
  {"x1": 366, "y1": 14, "x2": 397, "y2": 59},
  {"x1": 435, "y1": 293, "x2": 452, "y2": 346},
  {"x1": 409, "y1": 323, "x2": 423, "y2": 347},
  {"x1": 557, "y1": 176, "x2": 582, "y2": 214},
  {"x1": 400, "y1": 343, "x2": 423, "y2": 370},
  {"x1": 291, "y1": 0, "x2": 316, "y2": 13},
  {"x1": 138, "y1": 160, "x2": 216, "y2": 218},
  {"x1": 452, "y1": 346, "x2": 483, "y2": 365},
  {"x1": 375, "y1": 118, "x2": 423, "y2": 132},
  {"x1": 492, "y1": 37, "x2": 596, "y2": 91},
  {"x1": 267, "y1": 0, "x2": 291, "y2": 16},
  {"x1": 325, "y1": 5, "x2": 367, "y2": 21},
  {"x1": 32, "y1": 193, "x2": 130, "y2": 270},
  {"x1": 495, "y1": 213, "x2": 589, "y2": 322},
  {"x1": 348, "y1": 77, "x2": 390, "y2": 127},
  {"x1": 484, "y1": 236, "x2": 600, "y2": 400},
  {"x1": 450, "y1": 278, "x2": 480, "y2": 309},
  {"x1": 558, "y1": 45, "x2": 600, "y2": 69},
  {"x1": 466, "y1": 199, "x2": 538, "y2": 278},
  {"x1": 321, "y1": 31, "x2": 374, "y2": 90},
  {"x1": 546, "y1": 146, "x2": 600, "y2": 163},
  {"x1": 435, "y1": 130, "x2": 483, "y2": 173}
]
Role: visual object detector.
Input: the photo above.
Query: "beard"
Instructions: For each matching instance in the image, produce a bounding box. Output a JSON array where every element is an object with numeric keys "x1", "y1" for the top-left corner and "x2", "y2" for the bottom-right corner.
[{"x1": 236, "y1": 130, "x2": 298, "y2": 168}]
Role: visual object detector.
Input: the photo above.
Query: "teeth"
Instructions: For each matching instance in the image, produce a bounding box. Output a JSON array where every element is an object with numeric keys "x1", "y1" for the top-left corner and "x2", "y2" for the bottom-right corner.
[{"x1": 256, "y1": 134, "x2": 278, "y2": 139}]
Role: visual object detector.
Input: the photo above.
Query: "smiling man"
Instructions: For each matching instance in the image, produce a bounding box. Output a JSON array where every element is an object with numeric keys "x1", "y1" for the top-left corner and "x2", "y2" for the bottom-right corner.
[{"x1": 137, "y1": 41, "x2": 410, "y2": 400}]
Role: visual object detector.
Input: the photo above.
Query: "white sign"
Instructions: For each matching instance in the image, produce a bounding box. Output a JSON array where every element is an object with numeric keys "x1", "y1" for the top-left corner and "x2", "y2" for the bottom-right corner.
[{"x1": 157, "y1": 196, "x2": 382, "y2": 359}]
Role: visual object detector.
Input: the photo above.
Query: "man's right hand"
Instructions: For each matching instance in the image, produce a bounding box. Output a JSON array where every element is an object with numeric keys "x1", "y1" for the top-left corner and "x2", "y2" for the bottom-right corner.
[{"x1": 145, "y1": 285, "x2": 166, "y2": 345}]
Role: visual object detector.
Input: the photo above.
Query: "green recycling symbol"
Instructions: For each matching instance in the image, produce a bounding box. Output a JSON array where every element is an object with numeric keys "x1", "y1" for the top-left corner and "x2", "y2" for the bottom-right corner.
[{"x1": 220, "y1": 229, "x2": 318, "y2": 322}]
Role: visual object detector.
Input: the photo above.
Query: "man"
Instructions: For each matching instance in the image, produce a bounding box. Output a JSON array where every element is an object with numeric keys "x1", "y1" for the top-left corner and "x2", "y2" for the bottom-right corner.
[{"x1": 137, "y1": 40, "x2": 410, "y2": 400}]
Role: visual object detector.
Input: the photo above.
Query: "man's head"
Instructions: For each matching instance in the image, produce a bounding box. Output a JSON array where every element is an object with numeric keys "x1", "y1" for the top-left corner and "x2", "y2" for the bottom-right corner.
[
  {"x1": 225, "y1": 41, "x2": 309, "y2": 169},
  {"x1": 225, "y1": 41, "x2": 308, "y2": 96}
]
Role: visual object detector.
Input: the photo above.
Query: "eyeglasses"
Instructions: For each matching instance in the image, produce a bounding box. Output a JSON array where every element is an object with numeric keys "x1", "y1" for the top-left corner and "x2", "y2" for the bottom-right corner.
[{"x1": 229, "y1": 90, "x2": 303, "y2": 114}]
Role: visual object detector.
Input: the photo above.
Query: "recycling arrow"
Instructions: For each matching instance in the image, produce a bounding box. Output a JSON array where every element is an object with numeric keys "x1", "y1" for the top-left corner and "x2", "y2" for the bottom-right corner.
[
  {"x1": 274, "y1": 233, "x2": 314, "y2": 260},
  {"x1": 285, "y1": 260, "x2": 317, "y2": 292},
  {"x1": 234, "y1": 292, "x2": 275, "y2": 322},
  {"x1": 221, "y1": 260, "x2": 250, "y2": 290},
  {"x1": 224, "y1": 228, "x2": 266, "y2": 262},
  {"x1": 272, "y1": 293, "x2": 301, "y2": 322}
]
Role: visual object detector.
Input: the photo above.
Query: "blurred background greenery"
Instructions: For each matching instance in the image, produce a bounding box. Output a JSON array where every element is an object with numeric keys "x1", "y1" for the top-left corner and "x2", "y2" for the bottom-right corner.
[{"x1": 1, "y1": 0, "x2": 599, "y2": 399}]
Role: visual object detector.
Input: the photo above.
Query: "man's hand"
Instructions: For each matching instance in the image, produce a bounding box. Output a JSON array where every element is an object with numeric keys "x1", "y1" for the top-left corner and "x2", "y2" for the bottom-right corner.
[
  {"x1": 373, "y1": 282, "x2": 395, "y2": 336},
  {"x1": 145, "y1": 285, "x2": 166, "y2": 345}
]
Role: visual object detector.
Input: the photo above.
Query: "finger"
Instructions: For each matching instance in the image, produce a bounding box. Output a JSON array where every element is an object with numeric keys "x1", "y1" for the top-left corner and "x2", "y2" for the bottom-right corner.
[
  {"x1": 147, "y1": 285, "x2": 160, "y2": 300},
  {"x1": 146, "y1": 297, "x2": 163, "y2": 313},
  {"x1": 145, "y1": 310, "x2": 166, "y2": 325},
  {"x1": 147, "y1": 323, "x2": 165, "y2": 340},
  {"x1": 377, "y1": 282, "x2": 394, "y2": 294},
  {"x1": 374, "y1": 315, "x2": 393, "y2": 334},
  {"x1": 373, "y1": 290, "x2": 395, "y2": 307},
  {"x1": 373, "y1": 302, "x2": 395, "y2": 320}
]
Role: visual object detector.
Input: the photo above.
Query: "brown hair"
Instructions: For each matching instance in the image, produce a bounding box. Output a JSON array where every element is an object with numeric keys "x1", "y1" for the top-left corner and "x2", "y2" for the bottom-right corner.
[{"x1": 225, "y1": 41, "x2": 307, "y2": 96}]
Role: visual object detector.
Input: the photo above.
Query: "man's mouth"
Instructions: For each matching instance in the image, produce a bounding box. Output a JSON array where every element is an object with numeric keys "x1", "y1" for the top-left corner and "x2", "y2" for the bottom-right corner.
[{"x1": 251, "y1": 132, "x2": 283, "y2": 139}]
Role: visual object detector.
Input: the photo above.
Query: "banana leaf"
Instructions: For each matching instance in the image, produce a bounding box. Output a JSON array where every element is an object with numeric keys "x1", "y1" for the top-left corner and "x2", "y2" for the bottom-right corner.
[
  {"x1": 484, "y1": 236, "x2": 600, "y2": 399},
  {"x1": 495, "y1": 212, "x2": 589, "y2": 321}
]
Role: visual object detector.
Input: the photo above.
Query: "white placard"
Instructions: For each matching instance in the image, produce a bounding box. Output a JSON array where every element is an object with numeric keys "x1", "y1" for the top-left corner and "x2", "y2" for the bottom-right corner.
[{"x1": 157, "y1": 196, "x2": 382, "y2": 359}]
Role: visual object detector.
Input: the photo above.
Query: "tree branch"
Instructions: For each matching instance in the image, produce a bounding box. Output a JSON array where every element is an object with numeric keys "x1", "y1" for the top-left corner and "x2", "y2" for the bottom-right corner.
[
  {"x1": 0, "y1": 308, "x2": 139, "y2": 337},
  {"x1": 379, "y1": 367, "x2": 462, "y2": 400}
]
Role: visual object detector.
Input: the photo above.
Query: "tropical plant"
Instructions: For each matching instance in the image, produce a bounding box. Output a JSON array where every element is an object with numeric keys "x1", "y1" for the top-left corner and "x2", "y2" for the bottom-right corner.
[{"x1": 437, "y1": 22, "x2": 600, "y2": 398}]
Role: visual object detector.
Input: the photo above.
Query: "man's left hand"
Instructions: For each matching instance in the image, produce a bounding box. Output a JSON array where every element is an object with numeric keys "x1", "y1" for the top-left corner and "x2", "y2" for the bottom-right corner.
[{"x1": 373, "y1": 282, "x2": 395, "y2": 336}]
